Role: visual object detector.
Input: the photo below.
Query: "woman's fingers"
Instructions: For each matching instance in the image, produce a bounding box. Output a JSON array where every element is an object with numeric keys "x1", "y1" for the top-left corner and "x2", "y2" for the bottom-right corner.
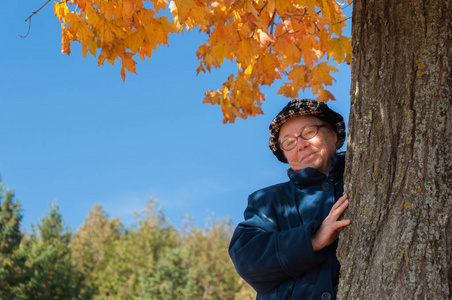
[
  {"x1": 338, "y1": 193, "x2": 348, "y2": 202},
  {"x1": 330, "y1": 198, "x2": 349, "y2": 220},
  {"x1": 334, "y1": 219, "x2": 351, "y2": 230},
  {"x1": 312, "y1": 194, "x2": 351, "y2": 252},
  {"x1": 331, "y1": 194, "x2": 348, "y2": 211}
]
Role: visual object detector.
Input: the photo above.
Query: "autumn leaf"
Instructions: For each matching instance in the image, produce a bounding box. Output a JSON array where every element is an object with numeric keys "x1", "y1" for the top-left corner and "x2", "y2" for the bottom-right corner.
[
  {"x1": 122, "y1": 0, "x2": 135, "y2": 24},
  {"x1": 86, "y1": 11, "x2": 100, "y2": 27},
  {"x1": 310, "y1": 62, "x2": 338, "y2": 94},
  {"x1": 253, "y1": 53, "x2": 281, "y2": 86},
  {"x1": 328, "y1": 36, "x2": 352, "y2": 64},
  {"x1": 54, "y1": 1, "x2": 69, "y2": 22},
  {"x1": 317, "y1": 89, "x2": 336, "y2": 103},
  {"x1": 122, "y1": 52, "x2": 137, "y2": 74},
  {"x1": 127, "y1": 28, "x2": 144, "y2": 53},
  {"x1": 237, "y1": 38, "x2": 259, "y2": 66},
  {"x1": 61, "y1": 25, "x2": 71, "y2": 55},
  {"x1": 299, "y1": 37, "x2": 322, "y2": 67},
  {"x1": 152, "y1": 0, "x2": 168, "y2": 12},
  {"x1": 121, "y1": 65, "x2": 126, "y2": 82}
]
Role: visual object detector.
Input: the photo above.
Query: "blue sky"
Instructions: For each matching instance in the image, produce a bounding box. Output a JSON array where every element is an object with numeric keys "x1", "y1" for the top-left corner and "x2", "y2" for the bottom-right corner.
[{"x1": 1, "y1": 2, "x2": 351, "y2": 232}]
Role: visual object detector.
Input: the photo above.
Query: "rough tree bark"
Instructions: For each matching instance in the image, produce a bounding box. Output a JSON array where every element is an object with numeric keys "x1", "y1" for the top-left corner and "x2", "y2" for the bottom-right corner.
[{"x1": 337, "y1": 0, "x2": 452, "y2": 299}]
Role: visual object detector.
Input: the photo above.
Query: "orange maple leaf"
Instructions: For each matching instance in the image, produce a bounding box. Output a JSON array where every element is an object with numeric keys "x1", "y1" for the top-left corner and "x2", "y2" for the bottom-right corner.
[
  {"x1": 317, "y1": 89, "x2": 336, "y2": 102},
  {"x1": 122, "y1": 52, "x2": 137, "y2": 73},
  {"x1": 61, "y1": 25, "x2": 72, "y2": 55},
  {"x1": 310, "y1": 62, "x2": 338, "y2": 93}
]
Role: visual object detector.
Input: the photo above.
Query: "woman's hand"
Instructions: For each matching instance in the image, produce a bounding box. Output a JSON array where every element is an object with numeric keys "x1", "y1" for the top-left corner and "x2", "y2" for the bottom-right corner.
[{"x1": 311, "y1": 194, "x2": 351, "y2": 252}]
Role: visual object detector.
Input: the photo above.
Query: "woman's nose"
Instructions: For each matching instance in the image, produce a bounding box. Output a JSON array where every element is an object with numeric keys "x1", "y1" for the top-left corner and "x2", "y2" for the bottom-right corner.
[{"x1": 296, "y1": 136, "x2": 309, "y2": 150}]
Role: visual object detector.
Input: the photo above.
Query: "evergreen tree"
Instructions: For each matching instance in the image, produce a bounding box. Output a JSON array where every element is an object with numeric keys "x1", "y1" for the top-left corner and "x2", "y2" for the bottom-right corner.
[
  {"x1": 0, "y1": 181, "x2": 26, "y2": 298},
  {"x1": 139, "y1": 247, "x2": 201, "y2": 300},
  {"x1": 17, "y1": 203, "x2": 87, "y2": 300}
]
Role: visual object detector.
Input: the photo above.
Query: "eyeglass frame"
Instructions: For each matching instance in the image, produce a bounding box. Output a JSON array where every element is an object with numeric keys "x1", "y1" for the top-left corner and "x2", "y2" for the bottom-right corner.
[{"x1": 279, "y1": 124, "x2": 328, "y2": 151}]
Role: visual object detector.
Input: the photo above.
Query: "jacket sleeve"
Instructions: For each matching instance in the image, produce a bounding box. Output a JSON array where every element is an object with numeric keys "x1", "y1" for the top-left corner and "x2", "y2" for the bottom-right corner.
[{"x1": 228, "y1": 191, "x2": 328, "y2": 294}]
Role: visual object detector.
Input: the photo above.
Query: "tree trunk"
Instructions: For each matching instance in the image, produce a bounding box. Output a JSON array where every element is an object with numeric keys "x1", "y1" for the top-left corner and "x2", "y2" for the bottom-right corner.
[{"x1": 337, "y1": 0, "x2": 452, "y2": 299}]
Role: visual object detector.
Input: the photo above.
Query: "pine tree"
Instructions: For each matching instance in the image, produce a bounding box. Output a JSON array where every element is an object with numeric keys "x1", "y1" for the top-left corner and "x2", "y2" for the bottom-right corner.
[
  {"x1": 139, "y1": 247, "x2": 201, "y2": 300},
  {"x1": 0, "y1": 180, "x2": 26, "y2": 298},
  {"x1": 17, "y1": 203, "x2": 87, "y2": 300}
]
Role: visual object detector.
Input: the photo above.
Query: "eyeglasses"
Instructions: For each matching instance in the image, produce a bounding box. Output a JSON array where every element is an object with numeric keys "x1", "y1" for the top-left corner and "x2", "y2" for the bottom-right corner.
[{"x1": 279, "y1": 125, "x2": 327, "y2": 151}]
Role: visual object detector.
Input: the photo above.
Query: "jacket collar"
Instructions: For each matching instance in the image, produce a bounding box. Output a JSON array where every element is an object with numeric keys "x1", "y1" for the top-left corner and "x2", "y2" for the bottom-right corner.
[{"x1": 287, "y1": 152, "x2": 345, "y2": 188}]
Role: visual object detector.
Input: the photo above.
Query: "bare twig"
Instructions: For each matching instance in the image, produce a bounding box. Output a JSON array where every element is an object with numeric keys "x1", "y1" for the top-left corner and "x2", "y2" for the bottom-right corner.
[
  {"x1": 331, "y1": 16, "x2": 352, "y2": 26},
  {"x1": 20, "y1": 0, "x2": 52, "y2": 38},
  {"x1": 341, "y1": 4, "x2": 352, "y2": 10},
  {"x1": 20, "y1": 17, "x2": 33, "y2": 39},
  {"x1": 268, "y1": 9, "x2": 277, "y2": 35},
  {"x1": 284, "y1": 10, "x2": 309, "y2": 19},
  {"x1": 275, "y1": 29, "x2": 300, "y2": 39},
  {"x1": 257, "y1": 1, "x2": 267, "y2": 16},
  {"x1": 236, "y1": 30, "x2": 242, "y2": 42},
  {"x1": 308, "y1": 23, "x2": 320, "y2": 35}
]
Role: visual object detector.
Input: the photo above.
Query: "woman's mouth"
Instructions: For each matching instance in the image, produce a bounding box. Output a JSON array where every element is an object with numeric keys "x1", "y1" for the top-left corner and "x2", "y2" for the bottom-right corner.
[{"x1": 301, "y1": 152, "x2": 317, "y2": 161}]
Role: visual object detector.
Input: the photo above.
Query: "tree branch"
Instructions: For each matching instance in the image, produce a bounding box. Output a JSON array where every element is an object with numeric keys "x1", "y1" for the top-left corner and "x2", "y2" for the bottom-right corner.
[{"x1": 20, "y1": 0, "x2": 53, "y2": 38}]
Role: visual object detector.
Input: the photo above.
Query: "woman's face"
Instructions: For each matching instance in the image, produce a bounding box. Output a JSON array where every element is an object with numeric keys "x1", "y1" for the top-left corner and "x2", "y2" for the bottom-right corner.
[{"x1": 278, "y1": 115, "x2": 338, "y2": 174}]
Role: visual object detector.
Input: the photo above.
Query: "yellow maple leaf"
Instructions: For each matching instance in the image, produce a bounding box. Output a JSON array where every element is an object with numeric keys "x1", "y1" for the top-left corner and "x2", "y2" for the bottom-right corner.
[
  {"x1": 54, "y1": 1, "x2": 69, "y2": 22},
  {"x1": 211, "y1": 43, "x2": 228, "y2": 67},
  {"x1": 126, "y1": 27, "x2": 145, "y2": 53},
  {"x1": 237, "y1": 39, "x2": 257, "y2": 66},
  {"x1": 86, "y1": 11, "x2": 101, "y2": 27},
  {"x1": 86, "y1": 36, "x2": 97, "y2": 56},
  {"x1": 328, "y1": 36, "x2": 352, "y2": 64}
]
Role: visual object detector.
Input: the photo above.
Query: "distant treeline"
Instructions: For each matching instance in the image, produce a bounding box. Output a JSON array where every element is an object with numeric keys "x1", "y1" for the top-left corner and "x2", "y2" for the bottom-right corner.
[{"x1": 0, "y1": 180, "x2": 255, "y2": 299}]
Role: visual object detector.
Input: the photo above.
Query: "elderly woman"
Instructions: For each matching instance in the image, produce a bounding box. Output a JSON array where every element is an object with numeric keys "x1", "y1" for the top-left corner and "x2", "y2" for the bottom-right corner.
[{"x1": 229, "y1": 99, "x2": 351, "y2": 300}]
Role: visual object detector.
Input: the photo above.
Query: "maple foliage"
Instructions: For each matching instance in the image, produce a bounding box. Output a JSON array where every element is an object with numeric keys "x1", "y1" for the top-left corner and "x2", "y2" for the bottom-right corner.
[{"x1": 53, "y1": 0, "x2": 351, "y2": 123}]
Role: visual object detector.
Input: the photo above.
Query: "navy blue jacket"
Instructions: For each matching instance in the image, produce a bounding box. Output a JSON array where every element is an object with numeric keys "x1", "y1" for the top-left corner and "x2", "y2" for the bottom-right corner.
[{"x1": 229, "y1": 153, "x2": 345, "y2": 300}]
